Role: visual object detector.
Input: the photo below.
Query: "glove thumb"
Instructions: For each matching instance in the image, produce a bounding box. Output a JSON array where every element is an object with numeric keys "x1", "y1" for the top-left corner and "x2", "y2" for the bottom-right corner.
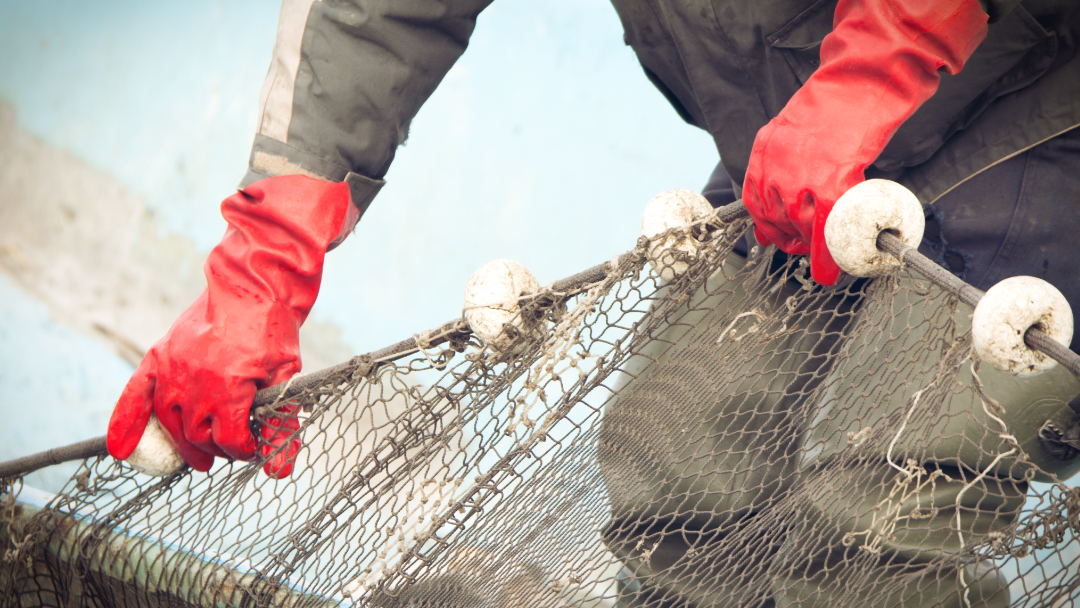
[{"x1": 107, "y1": 352, "x2": 158, "y2": 460}]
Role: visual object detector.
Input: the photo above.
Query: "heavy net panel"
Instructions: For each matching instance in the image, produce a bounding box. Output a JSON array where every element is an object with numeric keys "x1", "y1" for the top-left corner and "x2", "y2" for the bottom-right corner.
[{"x1": 3, "y1": 216, "x2": 1080, "y2": 608}]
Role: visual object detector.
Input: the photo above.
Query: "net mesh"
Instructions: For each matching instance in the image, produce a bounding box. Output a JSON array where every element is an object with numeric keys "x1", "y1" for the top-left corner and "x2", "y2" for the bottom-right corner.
[{"x1": 3, "y1": 217, "x2": 1079, "y2": 608}]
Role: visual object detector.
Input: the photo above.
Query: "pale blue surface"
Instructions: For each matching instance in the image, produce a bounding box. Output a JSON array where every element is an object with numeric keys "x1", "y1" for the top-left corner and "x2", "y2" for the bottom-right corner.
[
  {"x1": 0, "y1": 0, "x2": 276, "y2": 249},
  {"x1": 0, "y1": 274, "x2": 134, "y2": 492}
]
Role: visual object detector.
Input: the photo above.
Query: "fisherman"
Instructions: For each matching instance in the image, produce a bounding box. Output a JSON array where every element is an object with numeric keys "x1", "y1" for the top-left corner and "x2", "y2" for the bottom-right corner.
[
  {"x1": 600, "y1": 2, "x2": 1080, "y2": 606},
  {"x1": 104, "y1": 1, "x2": 1080, "y2": 605}
]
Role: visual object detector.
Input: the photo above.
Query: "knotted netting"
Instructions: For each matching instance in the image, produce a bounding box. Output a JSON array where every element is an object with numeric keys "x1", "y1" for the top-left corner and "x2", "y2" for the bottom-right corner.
[{"x1": 3, "y1": 211, "x2": 1079, "y2": 608}]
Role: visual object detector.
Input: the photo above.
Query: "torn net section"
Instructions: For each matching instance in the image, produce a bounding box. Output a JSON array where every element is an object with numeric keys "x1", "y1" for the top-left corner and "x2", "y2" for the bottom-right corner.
[{"x1": 2, "y1": 218, "x2": 1079, "y2": 608}]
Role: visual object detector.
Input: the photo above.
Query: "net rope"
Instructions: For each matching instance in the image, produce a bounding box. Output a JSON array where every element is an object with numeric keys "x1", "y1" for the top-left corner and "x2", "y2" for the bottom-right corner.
[{"x1": 2, "y1": 215, "x2": 1079, "y2": 608}]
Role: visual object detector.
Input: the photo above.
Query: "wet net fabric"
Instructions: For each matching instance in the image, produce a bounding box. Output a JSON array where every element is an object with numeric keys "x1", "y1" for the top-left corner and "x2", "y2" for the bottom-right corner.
[{"x1": 3, "y1": 217, "x2": 1080, "y2": 608}]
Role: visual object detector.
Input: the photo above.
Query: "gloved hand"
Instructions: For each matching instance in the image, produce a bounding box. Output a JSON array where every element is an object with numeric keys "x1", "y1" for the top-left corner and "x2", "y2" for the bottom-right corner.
[
  {"x1": 106, "y1": 175, "x2": 359, "y2": 478},
  {"x1": 743, "y1": 0, "x2": 988, "y2": 285}
]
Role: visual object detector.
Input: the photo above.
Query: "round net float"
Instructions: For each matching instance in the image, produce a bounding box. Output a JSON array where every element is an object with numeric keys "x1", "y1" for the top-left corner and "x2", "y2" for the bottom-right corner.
[
  {"x1": 463, "y1": 259, "x2": 542, "y2": 353},
  {"x1": 823, "y1": 179, "x2": 925, "y2": 277},
  {"x1": 641, "y1": 189, "x2": 714, "y2": 281},
  {"x1": 125, "y1": 413, "x2": 185, "y2": 476},
  {"x1": 972, "y1": 276, "x2": 1074, "y2": 376}
]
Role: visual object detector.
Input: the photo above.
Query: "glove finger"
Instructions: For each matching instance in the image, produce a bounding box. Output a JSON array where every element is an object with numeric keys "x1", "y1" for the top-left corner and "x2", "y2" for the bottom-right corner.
[
  {"x1": 107, "y1": 352, "x2": 159, "y2": 460},
  {"x1": 209, "y1": 383, "x2": 259, "y2": 462},
  {"x1": 752, "y1": 226, "x2": 773, "y2": 248},
  {"x1": 744, "y1": 181, "x2": 781, "y2": 238},
  {"x1": 780, "y1": 239, "x2": 811, "y2": 257},
  {"x1": 251, "y1": 364, "x2": 304, "y2": 473},
  {"x1": 791, "y1": 191, "x2": 818, "y2": 245},
  {"x1": 259, "y1": 406, "x2": 301, "y2": 445},
  {"x1": 763, "y1": 183, "x2": 802, "y2": 236},
  {"x1": 178, "y1": 398, "x2": 231, "y2": 460},
  {"x1": 213, "y1": 416, "x2": 258, "y2": 462},
  {"x1": 810, "y1": 222, "x2": 842, "y2": 286},
  {"x1": 768, "y1": 185, "x2": 818, "y2": 254},
  {"x1": 261, "y1": 437, "x2": 301, "y2": 479},
  {"x1": 755, "y1": 221, "x2": 807, "y2": 255},
  {"x1": 267, "y1": 361, "x2": 301, "y2": 388},
  {"x1": 750, "y1": 217, "x2": 785, "y2": 249},
  {"x1": 165, "y1": 372, "x2": 236, "y2": 461},
  {"x1": 259, "y1": 406, "x2": 302, "y2": 478},
  {"x1": 745, "y1": 176, "x2": 799, "y2": 251},
  {"x1": 155, "y1": 402, "x2": 217, "y2": 472}
]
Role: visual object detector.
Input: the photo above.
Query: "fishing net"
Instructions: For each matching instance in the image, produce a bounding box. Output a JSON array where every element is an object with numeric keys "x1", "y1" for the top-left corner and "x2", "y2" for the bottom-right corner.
[{"x1": 3, "y1": 211, "x2": 1080, "y2": 608}]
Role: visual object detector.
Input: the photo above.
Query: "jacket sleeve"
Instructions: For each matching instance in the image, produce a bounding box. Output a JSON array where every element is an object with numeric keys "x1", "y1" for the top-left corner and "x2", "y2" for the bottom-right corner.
[
  {"x1": 239, "y1": 0, "x2": 494, "y2": 216},
  {"x1": 979, "y1": 0, "x2": 1022, "y2": 22}
]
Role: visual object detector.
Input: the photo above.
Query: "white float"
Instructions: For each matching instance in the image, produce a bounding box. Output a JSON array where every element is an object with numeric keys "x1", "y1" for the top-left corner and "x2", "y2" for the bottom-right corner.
[
  {"x1": 463, "y1": 259, "x2": 542, "y2": 353},
  {"x1": 125, "y1": 413, "x2": 186, "y2": 476},
  {"x1": 972, "y1": 276, "x2": 1073, "y2": 376},
  {"x1": 824, "y1": 179, "x2": 925, "y2": 277},
  {"x1": 641, "y1": 189, "x2": 715, "y2": 281}
]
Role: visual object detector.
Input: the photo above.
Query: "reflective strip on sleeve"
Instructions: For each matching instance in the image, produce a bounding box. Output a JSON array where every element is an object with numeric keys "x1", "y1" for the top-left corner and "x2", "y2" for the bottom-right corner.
[{"x1": 257, "y1": 0, "x2": 319, "y2": 143}]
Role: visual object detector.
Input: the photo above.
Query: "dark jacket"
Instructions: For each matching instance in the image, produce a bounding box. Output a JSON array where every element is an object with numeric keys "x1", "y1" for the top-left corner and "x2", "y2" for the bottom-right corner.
[
  {"x1": 611, "y1": 0, "x2": 1080, "y2": 205},
  {"x1": 241, "y1": 0, "x2": 1080, "y2": 212}
]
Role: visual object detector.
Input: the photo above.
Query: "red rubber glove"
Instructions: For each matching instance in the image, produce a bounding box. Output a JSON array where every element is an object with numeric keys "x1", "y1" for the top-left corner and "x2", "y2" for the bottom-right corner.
[
  {"x1": 743, "y1": 0, "x2": 988, "y2": 285},
  {"x1": 106, "y1": 175, "x2": 359, "y2": 478}
]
